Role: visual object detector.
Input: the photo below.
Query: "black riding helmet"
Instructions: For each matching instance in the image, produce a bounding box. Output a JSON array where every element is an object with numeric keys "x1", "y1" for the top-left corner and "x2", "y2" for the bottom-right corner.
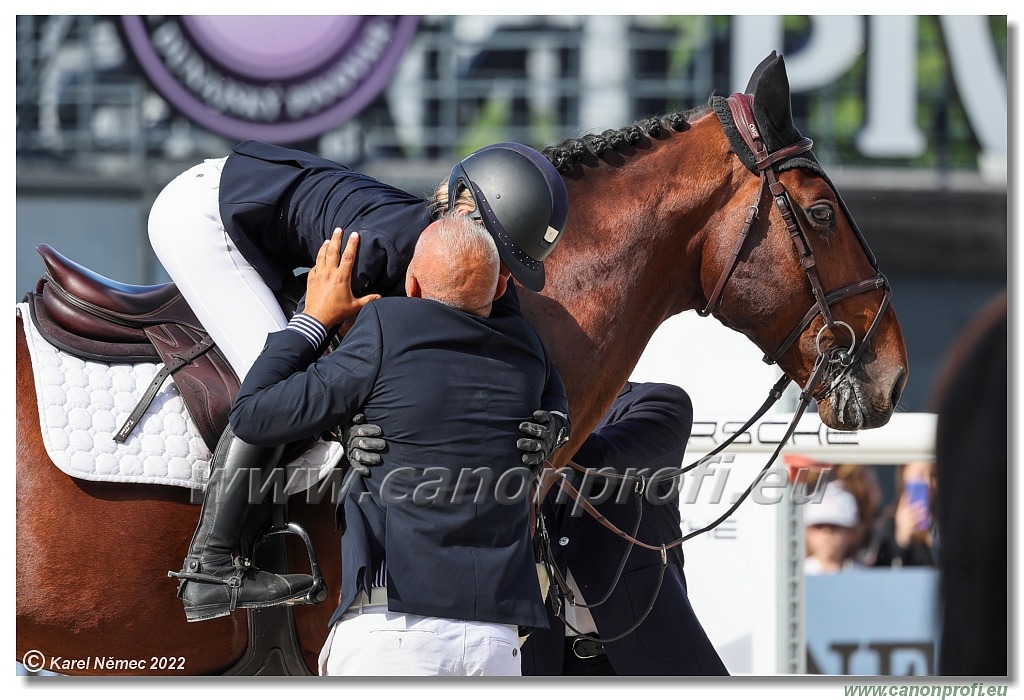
[{"x1": 446, "y1": 142, "x2": 569, "y2": 292}]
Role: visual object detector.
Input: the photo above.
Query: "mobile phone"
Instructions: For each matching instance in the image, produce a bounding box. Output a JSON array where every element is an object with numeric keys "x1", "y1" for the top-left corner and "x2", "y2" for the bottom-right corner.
[{"x1": 905, "y1": 479, "x2": 929, "y2": 530}]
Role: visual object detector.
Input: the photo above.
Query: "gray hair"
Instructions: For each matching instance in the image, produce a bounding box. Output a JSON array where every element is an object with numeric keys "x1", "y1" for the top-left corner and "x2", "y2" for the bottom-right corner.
[{"x1": 411, "y1": 213, "x2": 499, "y2": 315}]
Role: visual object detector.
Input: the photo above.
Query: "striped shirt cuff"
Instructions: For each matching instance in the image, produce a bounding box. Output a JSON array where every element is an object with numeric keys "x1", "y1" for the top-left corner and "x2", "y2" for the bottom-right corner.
[{"x1": 286, "y1": 313, "x2": 328, "y2": 350}]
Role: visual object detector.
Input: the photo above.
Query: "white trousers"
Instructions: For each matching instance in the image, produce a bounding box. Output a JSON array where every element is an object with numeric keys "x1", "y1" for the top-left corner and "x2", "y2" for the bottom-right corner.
[
  {"x1": 318, "y1": 604, "x2": 522, "y2": 676},
  {"x1": 147, "y1": 158, "x2": 288, "y2": 380}
]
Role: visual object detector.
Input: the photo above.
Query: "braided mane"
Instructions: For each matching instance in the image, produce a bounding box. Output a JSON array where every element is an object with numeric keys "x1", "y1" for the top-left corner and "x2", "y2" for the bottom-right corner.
[{"x1": 541, "y1": 104, "x2": 711, "y2": 173}]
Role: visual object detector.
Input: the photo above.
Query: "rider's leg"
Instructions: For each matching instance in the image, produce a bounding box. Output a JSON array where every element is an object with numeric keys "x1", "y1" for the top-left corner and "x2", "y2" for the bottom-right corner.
[
  {"x1": 148, "y1": 156, "x2": 288, "y2": 379},
  {"x1": 171, "y1": 426, "x2": 314, "y2": 622},
  {"x1": 152, "y1": 158, "x2": 312, "y2": 621}
]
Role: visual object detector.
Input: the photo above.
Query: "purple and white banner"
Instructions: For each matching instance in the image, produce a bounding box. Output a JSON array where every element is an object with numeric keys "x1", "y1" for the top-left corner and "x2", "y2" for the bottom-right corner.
[{"x1": 120, "y1": 15, "x2": 419, "y2": 142}]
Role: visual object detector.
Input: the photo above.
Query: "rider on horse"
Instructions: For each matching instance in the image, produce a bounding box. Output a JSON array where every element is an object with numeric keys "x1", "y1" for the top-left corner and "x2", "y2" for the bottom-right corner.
[{"x1": 162, "y1": 141, "x2": 571, "y2": 621}]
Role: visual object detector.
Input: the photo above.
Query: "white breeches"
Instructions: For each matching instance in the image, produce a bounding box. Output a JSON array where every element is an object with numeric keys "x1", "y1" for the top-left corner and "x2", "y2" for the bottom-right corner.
[
  {"x1": 147, "y1": 158, "x2": 288, "y2": 380},
  {"x1": 318, "y1": 603, "x2": 522, "y2": 676}
]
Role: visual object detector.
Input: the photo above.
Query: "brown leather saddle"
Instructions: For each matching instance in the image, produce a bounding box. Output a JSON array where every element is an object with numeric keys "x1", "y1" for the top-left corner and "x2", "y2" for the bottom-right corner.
[
  {"x1": 24, "y1": 243, "x2": 317, "y2": 452},
  {"x1": 23, "y1": 243, "x2": 322, "y2": 676}
]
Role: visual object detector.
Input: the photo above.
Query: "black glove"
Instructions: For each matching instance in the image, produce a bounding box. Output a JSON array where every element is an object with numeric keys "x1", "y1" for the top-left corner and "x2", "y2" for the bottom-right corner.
[
  {"x1": 517, "y1": 410, "x2": 571, "y2": 467},
  {"x1": 342, "y1": 414, "x2": 386, "y2": 476}
]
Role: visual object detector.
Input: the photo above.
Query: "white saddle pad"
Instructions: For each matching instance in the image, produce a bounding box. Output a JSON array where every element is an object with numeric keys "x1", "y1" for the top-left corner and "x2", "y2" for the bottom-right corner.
[{"x1": 16, "y1": 303, "x2": 342, "y2": 493}]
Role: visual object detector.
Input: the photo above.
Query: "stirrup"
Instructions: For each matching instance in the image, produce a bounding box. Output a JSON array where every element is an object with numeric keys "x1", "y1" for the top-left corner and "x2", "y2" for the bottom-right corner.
[{"x1": 253, "y1": 522, "x2": 328, "y2": 605}]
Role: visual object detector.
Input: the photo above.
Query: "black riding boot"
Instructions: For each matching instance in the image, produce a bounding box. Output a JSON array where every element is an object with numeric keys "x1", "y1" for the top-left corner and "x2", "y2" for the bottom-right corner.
[{"x1": 170, "y1": 426, "x2": 314, "y2": 622}]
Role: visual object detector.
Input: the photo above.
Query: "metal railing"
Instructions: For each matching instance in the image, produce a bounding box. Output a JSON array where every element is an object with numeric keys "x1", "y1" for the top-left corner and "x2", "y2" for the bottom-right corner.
[{"x1": 15, "y1": 15, "x2": 1005, "y2": 179}]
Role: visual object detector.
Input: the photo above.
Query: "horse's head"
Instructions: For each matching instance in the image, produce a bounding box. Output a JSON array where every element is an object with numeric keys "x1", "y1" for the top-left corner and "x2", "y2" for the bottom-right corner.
[
  {"x1": 523, "y1": 52, "x2": 907, "y2": 442},
  {"x1": 701, "y1": 52, "x2": 908, "y2": 430}
]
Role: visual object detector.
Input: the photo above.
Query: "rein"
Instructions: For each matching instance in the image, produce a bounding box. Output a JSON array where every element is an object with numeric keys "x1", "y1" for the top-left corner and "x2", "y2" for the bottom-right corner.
[
  {"x1": 534, "y1": 361, "x2": 829, "y2": 644},
  {"x1": 536, "y1": 92, "x2": 893, "y2": 644}
]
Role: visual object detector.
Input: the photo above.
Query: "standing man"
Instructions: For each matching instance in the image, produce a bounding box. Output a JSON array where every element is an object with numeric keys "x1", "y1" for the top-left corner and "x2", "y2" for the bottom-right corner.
[
  {"x1": 165, "y1": 140, "x2": 570, "y2": 620},
  {"x1": 229, "y1": 216, "x2": 568, "y2": 676},
  {"x1": 520, "y1": 382, "x2": 728, "y2": 676}
]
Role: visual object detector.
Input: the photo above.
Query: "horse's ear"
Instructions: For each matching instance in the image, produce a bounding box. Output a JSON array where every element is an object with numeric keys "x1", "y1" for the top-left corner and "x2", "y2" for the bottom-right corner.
[
  {"x1": 751, "y1": 53, "x2": 801, "y2": 152},
  {"x1": 743, "y1": 50, "x2": 779, "y2": 96}
]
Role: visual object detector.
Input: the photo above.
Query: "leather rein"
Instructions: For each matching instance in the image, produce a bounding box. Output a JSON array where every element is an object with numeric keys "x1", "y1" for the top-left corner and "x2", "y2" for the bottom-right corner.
[{"x1": 534, "y1": 92, "x2": 893, "y2": 644}]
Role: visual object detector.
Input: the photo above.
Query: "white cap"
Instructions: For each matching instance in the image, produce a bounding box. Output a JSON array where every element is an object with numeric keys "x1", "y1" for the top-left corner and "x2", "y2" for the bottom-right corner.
[{"x1": 803, "y1": 481, "x2": 858, "y2": 528}]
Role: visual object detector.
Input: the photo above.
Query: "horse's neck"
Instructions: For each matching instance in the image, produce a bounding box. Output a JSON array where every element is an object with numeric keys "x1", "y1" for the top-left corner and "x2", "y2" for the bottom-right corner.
[{"x1": 523, "y1": 119, "x2": 723, "y2": 455}]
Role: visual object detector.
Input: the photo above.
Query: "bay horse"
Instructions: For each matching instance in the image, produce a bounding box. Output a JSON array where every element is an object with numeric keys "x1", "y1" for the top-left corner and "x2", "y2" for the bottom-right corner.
[{"x1": 16, "y1": 53, "x2": 908, "y2": 675}]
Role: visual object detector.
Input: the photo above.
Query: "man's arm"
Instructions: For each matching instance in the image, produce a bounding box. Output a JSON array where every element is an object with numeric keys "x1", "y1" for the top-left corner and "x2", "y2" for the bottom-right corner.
[
  {"x1": 518, "y1": 354, "x2": 571, "y2": 467},
  {"x1": 228, "y1": 307, "x2": 384, "y2": 446},
  {"x1": 541, "y1": 360, "x2": 569, "y2": 418},
  {"x1": 572, "y1": 382, "x2": 693, "y2": 474},
  {"x1": 229, "y1": 230, "x2": 384, "y2": 447}
]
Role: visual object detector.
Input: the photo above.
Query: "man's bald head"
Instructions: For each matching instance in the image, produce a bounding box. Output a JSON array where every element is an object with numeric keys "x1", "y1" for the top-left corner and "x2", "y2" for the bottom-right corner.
[{"x1": 406, "y1": 214, "x2": 504, "y2": 317}]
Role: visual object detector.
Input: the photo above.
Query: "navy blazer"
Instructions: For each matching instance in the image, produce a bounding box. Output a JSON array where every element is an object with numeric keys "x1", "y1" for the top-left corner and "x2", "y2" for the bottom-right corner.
[
  {"x1": 219, "y1": 140, "x2": 429, "y2": 295},
  {"x1": 230, "y1": 297, "x2": 561, "y2": 630},
  {"x1": 521, "y1": 382, "x2": 728, "y2": 675},
  {"x1": 218, "y1": 139, "x2": 559, "y2": 394}
]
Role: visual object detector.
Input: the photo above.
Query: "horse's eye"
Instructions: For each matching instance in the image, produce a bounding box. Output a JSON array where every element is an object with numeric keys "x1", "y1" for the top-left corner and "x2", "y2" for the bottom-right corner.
[{"x1": 807, "y1": 203, "x2": 835, "y2": 229}]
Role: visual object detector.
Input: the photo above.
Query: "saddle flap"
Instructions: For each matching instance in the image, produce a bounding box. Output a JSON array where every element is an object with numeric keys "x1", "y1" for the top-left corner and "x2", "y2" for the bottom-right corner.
[
  {"x1": 146, "y1": 324, "x2": 240, "y2": 452},
  {"x1": 27, "y1": 246, "x2": 308, "y2": 453}
]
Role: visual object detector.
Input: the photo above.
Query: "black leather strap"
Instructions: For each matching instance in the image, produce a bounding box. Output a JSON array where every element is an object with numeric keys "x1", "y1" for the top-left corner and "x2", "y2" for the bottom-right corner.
[
  {"x1": 569, "y1": 636, "x2": 606, "y2": 659},
  {"x1": 113, "y1": 334, "x2": 216, "y2": 443}
]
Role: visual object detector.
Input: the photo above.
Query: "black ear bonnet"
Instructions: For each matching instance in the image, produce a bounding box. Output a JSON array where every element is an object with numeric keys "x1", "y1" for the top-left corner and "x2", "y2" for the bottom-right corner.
[{"x1": 712, "y1": 52, "x2": 878, "y2": 270}]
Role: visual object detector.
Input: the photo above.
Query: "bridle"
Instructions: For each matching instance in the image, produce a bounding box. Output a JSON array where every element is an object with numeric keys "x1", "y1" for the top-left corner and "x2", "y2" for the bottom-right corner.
[
  {"x1": 534, "y1": 92, "x2": 895, "y2": 644},
  {"x1": 697, "y1": 93, "x2": 891, "y2": 402}
]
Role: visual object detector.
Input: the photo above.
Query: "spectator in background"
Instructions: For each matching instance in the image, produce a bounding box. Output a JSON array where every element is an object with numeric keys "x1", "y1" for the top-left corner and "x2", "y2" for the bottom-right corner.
[
  {"x1": 832, "y1": 463, "x2": 882, "y2": 563},
  {"x1": 865, "y1": 460, "x2": 937, "y2": 568},
  {"x1": 803, "y1": 480, "x2": 867, "y2": 575},
  {"x1": 787, "y1": 457, "x2": 880, "y2": 567}
]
